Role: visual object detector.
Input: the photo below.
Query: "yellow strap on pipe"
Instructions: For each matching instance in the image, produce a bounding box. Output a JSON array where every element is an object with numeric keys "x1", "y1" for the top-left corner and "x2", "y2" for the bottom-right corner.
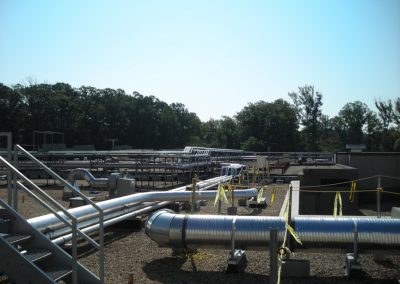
[
  {"x1": 286, "y1": 224, "x2": 302, "y2": 245},
  {"x1": 213, "y1": 184, "x2": 228, "y2": 206},
  {"x1": 349, "y1": 181, "x2": 356, "y2": 202},
  {"x1": 282, "y1": 201, "x2": 302, "y2": 244},
  {"x1": 333, "y1": 192, "x2": 342, "y2": 217},
  {"x1": 271, "y1": 187, "x2": 276, "y2": 203}
]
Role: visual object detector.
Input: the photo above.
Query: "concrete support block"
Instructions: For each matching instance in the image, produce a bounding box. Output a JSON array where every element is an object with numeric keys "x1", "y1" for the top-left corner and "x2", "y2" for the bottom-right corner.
[
  {"x1": 281, "y1": 259, "x2": 310, "y2": 277},
  {"x1": 391, "y1": 207, "x2": 400, "y2": 218}
]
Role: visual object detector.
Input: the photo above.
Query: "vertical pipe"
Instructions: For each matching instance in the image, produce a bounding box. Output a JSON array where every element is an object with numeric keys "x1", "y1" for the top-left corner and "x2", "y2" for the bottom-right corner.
[
  {"x1": 377, "y1": 175, "x2": 381, "y2": 218},
  {"x1": 270, "y1": 228, "x2": 278, "y2": 284}
]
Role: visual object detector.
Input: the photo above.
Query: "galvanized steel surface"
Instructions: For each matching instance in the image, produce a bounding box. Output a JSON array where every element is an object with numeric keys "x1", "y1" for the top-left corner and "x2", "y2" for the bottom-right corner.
[
  {"x1": 28, "y1": 176, "x2": 233, "y2": 237},
  {"x1": 295, "y1": 216, "x2": 400, "y2": 245},
  {"x1": 146, "y1": 210, "x2": 400, "y2": 250}
]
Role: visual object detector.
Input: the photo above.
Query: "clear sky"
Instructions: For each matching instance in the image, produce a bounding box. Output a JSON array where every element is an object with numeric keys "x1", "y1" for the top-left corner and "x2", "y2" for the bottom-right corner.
[{"x1": 1, "y1": 0, "x2": 399, "y2": 121}]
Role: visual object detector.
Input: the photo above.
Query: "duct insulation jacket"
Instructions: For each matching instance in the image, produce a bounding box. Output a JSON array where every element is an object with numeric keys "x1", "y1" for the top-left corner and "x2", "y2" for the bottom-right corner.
[
  {"x1": 145, "y1": 209, "x2": 286, "y2": 250},
  {"x1": 145, "y1": 210, "x2": 400, "y2": 251}
]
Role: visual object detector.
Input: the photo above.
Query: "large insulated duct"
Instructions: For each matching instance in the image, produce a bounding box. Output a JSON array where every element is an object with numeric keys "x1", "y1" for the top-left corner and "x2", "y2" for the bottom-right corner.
[
  {"x1": 145, "y1": 210, "x2": 400, "y2": 251},
  {"x1": 28, "y1": 176, "x2": 239, "y2": 239}
]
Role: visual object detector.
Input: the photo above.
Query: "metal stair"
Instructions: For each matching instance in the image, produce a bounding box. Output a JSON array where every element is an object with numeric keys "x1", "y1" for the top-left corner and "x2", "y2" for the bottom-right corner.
[{"x1": 0, "y1": 199, "x2": 101, "y2": 284}]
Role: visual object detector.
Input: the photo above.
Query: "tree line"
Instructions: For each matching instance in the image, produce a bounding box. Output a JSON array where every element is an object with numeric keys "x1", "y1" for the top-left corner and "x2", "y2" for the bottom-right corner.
[{"x1": 1, "y1": 82, "x2": 399, "y2": 152}]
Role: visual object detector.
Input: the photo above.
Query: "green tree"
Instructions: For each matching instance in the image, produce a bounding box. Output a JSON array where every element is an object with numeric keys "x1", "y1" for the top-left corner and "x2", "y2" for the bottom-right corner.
[
  {"x1": 364, "y1": 110, "x2": 382, "y2": 151},
  {"x1": 288, "y1": 85, "x2": 323, "y2": 151},
  {"x1": 236, "y1": 99, "x2": 298, "y2": 151},
  {"x1": 241, "y1": 136, "x2": 265, "y2": 152},
  {"x1": 339, "y1": 101, "x2": 369, "y2": 144},
  {"x1": 375, "y1": 99, "x2": 393, "y2": 130},
  {"x1": 0, "y1": 83, "x2": 28, "y2": 143},
  {"x1": 318, "y1": 115, "x2": 342, "y2": 151}
]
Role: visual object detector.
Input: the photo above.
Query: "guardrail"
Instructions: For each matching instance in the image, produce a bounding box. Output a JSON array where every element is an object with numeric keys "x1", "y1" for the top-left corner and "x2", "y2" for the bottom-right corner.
[{"x1": 0, "y1": 144, "x2": 105, "y2": 284}]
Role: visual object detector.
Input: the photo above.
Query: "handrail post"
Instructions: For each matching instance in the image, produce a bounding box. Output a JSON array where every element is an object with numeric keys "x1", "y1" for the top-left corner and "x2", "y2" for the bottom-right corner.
[
  {"x1": 3, "y1": 132, "x2": 12, "y2": 206},
  {"x1": 12, "y1": 146, "x2": 18, "y2": 210},
  {"x1": 377, "y1": 175, "x2": 381, "y2": 218},
  {"x1": 1, "y1": 147, "x2": 104, "y2": 282},
  {"x1": 269, "y1": 228, "x2": 278, "y2": 284},
  {"x1": 99, "y1": 212, "x2": 105, "y2": 282},
  {"x1": 72, "y1": 218, "x2": 78, "y2": 284},
  {"x1": 15, "y1": 144, "x2": 104, "y2": 281}
]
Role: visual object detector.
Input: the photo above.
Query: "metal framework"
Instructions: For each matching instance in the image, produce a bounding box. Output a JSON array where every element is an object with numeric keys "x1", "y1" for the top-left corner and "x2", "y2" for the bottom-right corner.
[{"x1": 0, "y1": 145, "x2": 105, "y2": 283}]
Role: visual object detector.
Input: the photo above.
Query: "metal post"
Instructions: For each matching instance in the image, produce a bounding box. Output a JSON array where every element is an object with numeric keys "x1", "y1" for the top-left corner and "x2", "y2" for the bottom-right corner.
[
  {"x1": 218, "y1": 200, "x2": 222, "y2": 215},
  {"x1": 12, "y1": 146, "x2": 18, "y2": 210},
  {"x1": 72, "y1": 219, "x2": 78, "y2": 284},
  {"x1": 231, "y1": 183, "x2": 235, "y2": 207},
  {"x1": 288, "y1": 185, "x2": 292, "y2": 226},
  {"x1": 230, "y1": 218, "x2": 236, "y2": 257},
  {"x1": 191, "y1": 175, "x2": 197, "y2": 214},
  {"x1": 353, "y1": 221, "x2": 358, "y2": 259},
  {"x1": 99, "y1": 213, "x2": 105, "y2": 282},
  {"x1": 270, "y1": 228, "x2": 278, "y2": 284},
  {"x1": 5, "y1": 133, "x2": 12, "y2": 206},
  {"x1": 287, "y1": 184, "x2": 293, "y2": 250},
  {"x1": 377, "y1": 175, "x2": 381, "y2": 218}
]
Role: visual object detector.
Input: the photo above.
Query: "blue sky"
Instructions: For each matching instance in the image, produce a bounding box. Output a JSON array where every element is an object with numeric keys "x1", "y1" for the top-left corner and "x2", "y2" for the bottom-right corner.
[{"x1": 1, "y1": 0, "x2": 399, "y2": 121}]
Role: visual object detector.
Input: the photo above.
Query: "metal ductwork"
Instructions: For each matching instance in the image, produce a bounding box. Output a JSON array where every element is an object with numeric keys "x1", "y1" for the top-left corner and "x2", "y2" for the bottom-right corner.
[
  {"x1": 28, "y1": 176, "x2": 241, "y2": 240},
  {"x1": 145, "y1": 210, "x2": 400, "y2": 251},
  {"x1": 66, "y1": 168, "x2": 109, "y2": 188}
]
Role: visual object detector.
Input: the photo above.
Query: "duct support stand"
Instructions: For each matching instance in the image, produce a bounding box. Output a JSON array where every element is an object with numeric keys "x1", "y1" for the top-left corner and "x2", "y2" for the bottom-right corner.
[
  {"x1": 227, "y1": 206, "x2": 237, "y2": 215},
  {"x1": 269, "y1": 228, "x2": 278, "y2": 284},
  {"x1": 281, "y1": 259, "x2": 310, "y2": 277},
  {"x1": 344, "y1": 220, "x2": 361, "y2": 278},
  {"x1": 227, "y1": 218, "x2": 247, "y2": 273},
  {"x1": 248, "y1": 197, "x2": 267, "y2": 209}
]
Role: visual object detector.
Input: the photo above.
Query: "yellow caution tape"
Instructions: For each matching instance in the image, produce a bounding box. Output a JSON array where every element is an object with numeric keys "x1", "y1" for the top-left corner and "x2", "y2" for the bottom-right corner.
[
  {"x1": 286, "y1": 224, "x2": 302, "y2": 245},
  {"x1": 282, "y1": 201, "x2": 302, "y2": 244},
  {"x1": 333, "y1": 192, "x2": 342, "y2": 217},
  {"x1": 349, "y1": 181, "x2": 356, "y2": 202},
  {"x1": 214, "y1": 184, "x2": 228, "y2": 206},
  {"x1": 271, "y1": 187, "x2": 276, "y2": 203},
  {"x1": 283, "y1": 201, "x2": 289, "y2": 222}
]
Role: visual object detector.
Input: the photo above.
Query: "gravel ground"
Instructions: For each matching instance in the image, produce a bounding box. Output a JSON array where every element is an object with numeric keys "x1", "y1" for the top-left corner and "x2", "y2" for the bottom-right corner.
[{"x1": 1, "y1": 181, "x2": 399, "y2": 284}]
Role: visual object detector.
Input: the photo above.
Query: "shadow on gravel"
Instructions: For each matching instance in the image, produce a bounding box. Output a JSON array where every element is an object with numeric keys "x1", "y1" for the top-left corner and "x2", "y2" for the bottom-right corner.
[
  {"x1": 143, "y1": 257, "x2": 398, "y2": 284},
  {"x1": 65, "y1": 225, "x2": 140, "y2": 258},
  {"x1": 143, "y1": 257, "x2": 266, "y2": 284}
]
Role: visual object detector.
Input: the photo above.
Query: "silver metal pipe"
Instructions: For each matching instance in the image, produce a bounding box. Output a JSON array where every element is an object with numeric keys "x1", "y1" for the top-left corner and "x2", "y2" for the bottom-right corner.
[
  {"x1": 67, "y1": 168, "x2": 109, "y2": 188},
  {"x1": 33, "y1": 188, "x2": 257, "y2": 239},
  {"x1": 28, "y1": 176, "x2": 234, "y2": 237},
  {"x1": 53, "y1": 200, "x2": 174, "y2": 245},
  {"x1": 295, "y1": 216, "x2": 400, "y2": 246},
  {"x1": 145, "y1": 210, "x2": 400, "y2": 250}
]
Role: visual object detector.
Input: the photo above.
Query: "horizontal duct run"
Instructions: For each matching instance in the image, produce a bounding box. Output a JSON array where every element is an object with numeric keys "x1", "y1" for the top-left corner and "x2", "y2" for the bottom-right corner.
[
  {"x1": 27, "y1": 176, "x2": 250, "y2": 240},
  {"x1": 145, "y1": 210, "x2": 400, "y2": 251}
]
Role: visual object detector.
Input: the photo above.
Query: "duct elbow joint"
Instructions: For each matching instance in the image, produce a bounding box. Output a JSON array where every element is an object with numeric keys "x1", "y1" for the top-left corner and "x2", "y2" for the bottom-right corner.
[{"x1": 146, "y1": 209, "x2": 187, "y2": 249}]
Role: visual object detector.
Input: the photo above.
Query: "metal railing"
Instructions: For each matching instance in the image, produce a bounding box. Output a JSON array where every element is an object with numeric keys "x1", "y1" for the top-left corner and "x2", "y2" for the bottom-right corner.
[{"x1": 0, "y1": 144, "x2": 104, "y2": 284}]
